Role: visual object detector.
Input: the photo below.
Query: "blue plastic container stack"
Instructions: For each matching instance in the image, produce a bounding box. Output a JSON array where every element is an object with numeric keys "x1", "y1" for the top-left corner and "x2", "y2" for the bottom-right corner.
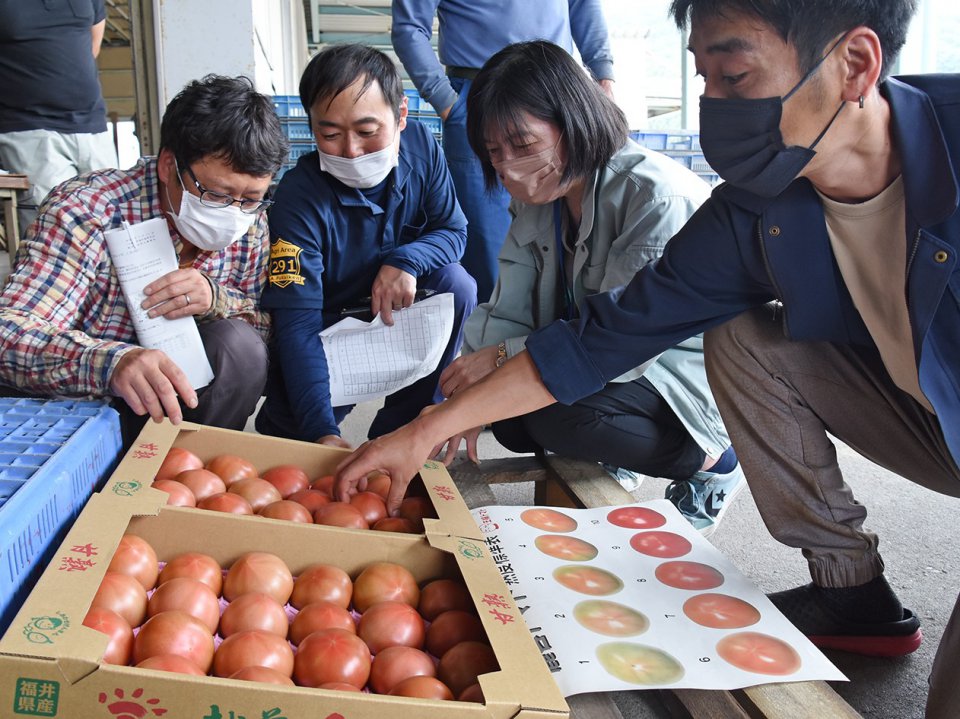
[
  {"x1": 0, "y1": 398, "x2": 123, "y2": 634},
  {"x1": 629, "y1": 130, "x2": 719, "y2": 186}
]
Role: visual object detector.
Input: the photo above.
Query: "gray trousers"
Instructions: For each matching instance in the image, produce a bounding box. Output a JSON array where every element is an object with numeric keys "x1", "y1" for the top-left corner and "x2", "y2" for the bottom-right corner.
[{"x1": 704, "y1": 306, "x2": 960, "y2": 719}]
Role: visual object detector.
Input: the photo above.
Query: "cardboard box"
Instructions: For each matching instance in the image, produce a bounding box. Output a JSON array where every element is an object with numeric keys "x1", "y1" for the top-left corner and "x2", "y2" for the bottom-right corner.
[
  {"x1": 0, "y1": 491, "x2": 569, "y2": 719},
  {"x1": 100, "y1": 419, "x2": 483, "y2": 541}
]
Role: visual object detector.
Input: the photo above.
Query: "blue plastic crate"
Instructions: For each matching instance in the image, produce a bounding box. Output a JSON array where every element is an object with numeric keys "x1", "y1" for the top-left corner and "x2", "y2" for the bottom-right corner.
[
  {"x1": 0, "y1": 398, "x2": 122, "y2": 635},
  {"x1": 274, "y1": 95, "x2": 306, "y2": 119},
  {"x1": 281, "y1": 118, "x2": 313, "y2": 142},
  {"x1": 629, "y1": 131, "x2": 669, "y2": 150},
  {"x1": 411, "y1": 113, "x2": 443, "y2": 137},
  {"x1": 630, "y1": 130, "x2": 701, "y2": 153},
  {"x1": 404, "y1": 88, "x2": 423, "y2": 113}
]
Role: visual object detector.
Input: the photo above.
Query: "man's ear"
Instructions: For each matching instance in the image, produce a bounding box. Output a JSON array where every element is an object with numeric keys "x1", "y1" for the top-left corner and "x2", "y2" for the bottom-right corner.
[
  {"x1": 397, "y1": 95, "x2": 409, "y2": 132},
  {"x1": 840, "y1": 26, "x2": 883, "y2": 104},
  {"x1": 157, "y1": 148, "x2": 176, "y2": 182}
]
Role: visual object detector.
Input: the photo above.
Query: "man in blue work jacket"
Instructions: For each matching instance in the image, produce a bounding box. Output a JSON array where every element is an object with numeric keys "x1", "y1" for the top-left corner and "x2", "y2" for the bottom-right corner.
[
  {"x1": 256, "y1": 44, "x2": 475, "y2": 447},
  {"x1": 338, "y1": 2, "x2": 960, "y2": 715},
  {"x1": 391, "y1": 0, "x2": 615, "y2": 303}
]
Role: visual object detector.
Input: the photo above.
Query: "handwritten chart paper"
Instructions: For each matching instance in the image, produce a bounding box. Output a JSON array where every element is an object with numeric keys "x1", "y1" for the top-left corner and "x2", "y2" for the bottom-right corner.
[{"x1": 471, "y1": 500, "x2": 845, "y2": 695}]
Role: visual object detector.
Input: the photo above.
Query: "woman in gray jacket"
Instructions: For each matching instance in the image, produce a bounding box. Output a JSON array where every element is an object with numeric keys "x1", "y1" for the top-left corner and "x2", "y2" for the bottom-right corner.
[{"x1": 437, "y1": 41, "x2": 743, "y2": 535}]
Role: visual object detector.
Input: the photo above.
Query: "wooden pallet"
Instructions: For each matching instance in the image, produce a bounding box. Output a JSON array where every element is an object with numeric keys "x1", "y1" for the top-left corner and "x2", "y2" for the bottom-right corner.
[{"x1": 448, "y1": 454, "x2": 862, "y2": 719}]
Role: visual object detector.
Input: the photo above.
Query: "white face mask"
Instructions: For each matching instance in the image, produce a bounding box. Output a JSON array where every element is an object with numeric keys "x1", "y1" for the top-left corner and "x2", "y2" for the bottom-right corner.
[
  {"x1": 166, "y1": 175, "x2": 253, "y2": 252},
  {"x1": 318, "y1": 143, "x2": 399, "y2": 189}
]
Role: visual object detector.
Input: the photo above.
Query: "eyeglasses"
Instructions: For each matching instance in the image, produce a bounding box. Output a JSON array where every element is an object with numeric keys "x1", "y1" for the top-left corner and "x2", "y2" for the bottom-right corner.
[{"x1": 176, "y1": 159, "x2": 274, "y2": 214}]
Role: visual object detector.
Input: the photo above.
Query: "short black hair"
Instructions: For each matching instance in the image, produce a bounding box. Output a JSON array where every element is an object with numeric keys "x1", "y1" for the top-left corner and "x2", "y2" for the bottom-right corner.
[
  {"x1": 159, "y1": 74, "x2": 288, "y2": 177},
  {"x1": 299, "y1": 44, "x2": 403, "y2": 123},
  {"x1": 669, "y1": 0, "x2": 918, "y2": 81},
  {"x1": 466, "y1": 41, "x2": 628, "y2": 192}
]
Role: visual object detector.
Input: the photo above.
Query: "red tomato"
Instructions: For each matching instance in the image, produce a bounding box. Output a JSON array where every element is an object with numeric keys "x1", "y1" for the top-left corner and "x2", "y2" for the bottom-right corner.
[
  {"x1": 437, "y1": 641, "x2": 499, "y2": 696},
  {"x1": 311, "y1": 474, "x2": 335, "y2": 496},
  {"x1": 371, "y1": 517, "x2": 419, "y2": 534},
  {"x1": 173, "y1": 469, "x2": 226, "y2": 501},
  {"x1": 147, "y1": 577, "x2": 221, "y2": 633},
  {"x1": 90, "y1": 571, "x2": 148, "y2": 627},
  {"x1": 289, "y1": 602, "x2": 356, "y2": 646},
  {"x1": 398, "y1": 496, "x2": 436, "y2": 527},
  {"x1": 288, "y1": 489, "x2": 332, "y2": 513},
  {"x1": 629, "y1": 531, "x2": 692, "y2": 559},
  {"x1": 261, "y1": 465, "x2": 310, "y2": 498},
  {"x1": 220, "y1": 592, "x2": 289, "y2": 638},
  {"x1": 553, "y1": 565, "x2": 624, "y2": 596},
  {"x1": 224, "y1": 552, "x2": 294, "y2": 605},
  {"x1": 369, "y1": 646, "x2": 436, "y2": 694},
  {"x1": 352, "y1": 562, "x2": 419, "y2": 612},
  {"x1": 349, "y1": 491, "x2": 388, "y2": 525},
  {"x1": 313, "y1": 502, "x2": 368, "y2": 529},
  {"x1": 83, "y1": 607, "x2": 133, "y2": 665},
  {"x1": 151, "y1": 479, "x2": 197, "y2": 507},
  {"x1": 364, "y1": 473, "x2": 392, "y2": 500},
  {"x1": 107, "y1": 534, "x2": 159, "y2": 591},
  {"x1": 716, "y1": 632, "x2": 802, "y2": 675},
  {"x1": 458, "y1": 683, "x2": 485, "y2": 703},
  {"x1": 258, "y1": 500, "x2": 313, "y2": 523},
  {"x1": 197, "y1": 492, "x2": 254, "y2": 515},
  {"x1": 389, "y1": 676, "x2": 454, "y2": 700},
  {"x1": 291, "y1": 564, "x2": 352, "y2": 610},
  {"x1": 158, "y1": 552, "x2": 223, "y2": 596},
  {"x1": 213, "y1": 629, "x2": 295, "y2": 678},
  {"x1": 534, "y1": 535, "x2": 599, "y2": 562},
  {"x1": 228, "y1": 478, "x2": 282, "y2": 513},
  {"x1": 425, "y1": 610, "x2": 486, "y2": 658},
  {"x1": 230, "y1": 666, "x2": 295, "y2": 685},
  {"x1": 155, "y1": 447, "x2": 203, "y2": 481},
  {"x1": 206, "y1": 454, "x2": 258, "y2": 487},
  {"x1": 133, "y1": 610, "x2": 215, "y2": 672},
  {"x1": 357, "y1": 601, "x2": 425, "y2": 654},
  {"x1": 654, "y1": 561, "x2": 725, "y2": 591},
  {"x1": 606, "y1": 506, "x2": 667, "y2": 529},
  {"x1": 418, "y1": 578, "x2": 474, "y2": 621},
  {"x1": 135, "y1": 653, "x2": 206, "y2": 675},
  {"x1": 520, "y1": 508, "x2": 577, "y2": 532},
  {"x1": 683, "y1": 593, "x2": 761, "y2": 629},
  {"x1": 293, "y1": 628, "x2": 372, "y2": 688}
]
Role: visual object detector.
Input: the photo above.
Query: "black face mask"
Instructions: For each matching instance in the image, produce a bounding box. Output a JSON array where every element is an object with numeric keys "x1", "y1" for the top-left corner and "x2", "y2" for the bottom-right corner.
[{"x1": 699, "y1": 36, "x2": 847, "y2": 198}]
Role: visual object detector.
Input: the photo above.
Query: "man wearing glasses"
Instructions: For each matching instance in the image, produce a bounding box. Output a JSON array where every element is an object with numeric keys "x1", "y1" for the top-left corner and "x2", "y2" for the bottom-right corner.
[{"x1": 0, "y1": 75, "x2": 289, "y2": 443}]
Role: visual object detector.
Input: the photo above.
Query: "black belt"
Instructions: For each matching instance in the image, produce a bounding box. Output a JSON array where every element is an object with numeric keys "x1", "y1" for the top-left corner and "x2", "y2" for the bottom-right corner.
[{"x1": 446, "y1": 66, "x2": 481, "y2": 80}]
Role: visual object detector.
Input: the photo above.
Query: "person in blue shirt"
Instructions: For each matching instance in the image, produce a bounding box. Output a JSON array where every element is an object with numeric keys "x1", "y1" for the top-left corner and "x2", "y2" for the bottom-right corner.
[
  {"x1": 391, "y1": 0, "x2": 615, "y2": 303},
  {"x1": 339, "y1": 2, "x2": 960, "y2": 716},
  {"x1": 255, "y1": 44, "x2": 476, "y2": 447}
]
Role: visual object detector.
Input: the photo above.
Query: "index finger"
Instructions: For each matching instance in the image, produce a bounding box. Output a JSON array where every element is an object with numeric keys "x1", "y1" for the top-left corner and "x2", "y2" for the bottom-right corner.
[
  {"x1": 143, "y1": 269, "x2": 185, "y2": 296},
  {"x1": 158, "y1": 357, "x2": 199, "y2": 411}
]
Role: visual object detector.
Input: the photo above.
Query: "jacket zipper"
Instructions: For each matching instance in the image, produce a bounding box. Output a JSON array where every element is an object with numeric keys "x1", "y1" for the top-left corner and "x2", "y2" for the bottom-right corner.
[{"x1": 756, "y1": 219, "x2": 788, "y2": 333}]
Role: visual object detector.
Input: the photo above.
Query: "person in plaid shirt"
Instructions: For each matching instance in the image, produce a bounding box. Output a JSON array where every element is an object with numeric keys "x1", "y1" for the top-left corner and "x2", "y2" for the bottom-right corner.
[{"x1": 0, "y1": 75, "x2": 288, "y2": 441}]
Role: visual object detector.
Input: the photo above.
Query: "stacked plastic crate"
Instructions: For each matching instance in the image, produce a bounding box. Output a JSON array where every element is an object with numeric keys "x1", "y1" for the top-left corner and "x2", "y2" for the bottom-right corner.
[{"x1": 629, "y1": 130, "x2": 719, "y2": 186}]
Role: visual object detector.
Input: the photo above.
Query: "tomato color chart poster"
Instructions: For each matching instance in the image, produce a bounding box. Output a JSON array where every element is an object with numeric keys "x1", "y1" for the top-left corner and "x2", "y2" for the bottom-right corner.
[{"x1": 470, "y1": 500, "x2": 846, "y2": 695}]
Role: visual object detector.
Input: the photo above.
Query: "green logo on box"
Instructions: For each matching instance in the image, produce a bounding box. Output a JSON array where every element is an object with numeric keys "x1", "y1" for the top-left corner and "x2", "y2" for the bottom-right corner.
[
  {"x1": 111, "y1": 480, "x2": 143, "y2": 496},
  {"x1": 422, "y1": 461, "x2": 439, "y2": 470},
  {"x1": 458, "y1": 539, "x2": 485, "y2": 561},
  {"x1": 13, "y1": 678, "x2": 59, "y2": 716},
  {"x1": 22, "y1": 613, "x2": 69, "y2": 644}
]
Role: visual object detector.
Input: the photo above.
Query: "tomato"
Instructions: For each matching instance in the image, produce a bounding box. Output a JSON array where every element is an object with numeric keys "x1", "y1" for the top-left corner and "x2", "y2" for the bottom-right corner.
[
  {"x1": 364, "y1": 473, "x2": 392, "y2": 500},
  {"x1": 261, "y1": 465, "x2": 310, "y2": 498},
  {"x1": 573, "y1": 600, "x2": 649, "y2": 637},
  {"x1": 224, "y1": 552, "x2": 294, "y2": 605},
  {"x1": 288, "y1": 489, "x2": 332, "y2": 513},
  {"x1": 83, "y1": 607, "x2": 133, "y2": 665},
  {"x1": 293, "y1": 628, "x2": 372, "y2": 688},
  {"x1": 155, "y1": 447, "x2": 203, "y2": 481},
  {"x1": 313, "y1": 502, "x2": 368, "y2": 529},
  {"x1": 289, "y1": 601, "x2": 355, "y2": 645},
  {"x1": 425, "y1": 610, "x2": 486, "y2": 658},
  {"x1": 437, "y1": 641, "x2": 498, "y2": 697},
  {"x1": 311, "y1": 474, "x2": 335, "y2": 496},
  {"x1": 553, "y1": 565, "x2": 624, "y2": 596},
  {"x1": 107, "y1": 534, "x2": 159, "y2": 591},
  {"x1": 371, "y1": 517, "x2": 419, "y2": 534},
  {"x1": 90, "y1": 571, "x2": 148, "y2": 627},
  {"x1": 352, "y1": 562, "x2": 419, "y2": 612},
  {"x1": 596, "y1": 642, "x2": 684, "y2": 685},
  {"x1": 230, "y1": 666, "x2": 296, "y2": 685},
  {"x1": 291, "y1": 564, "x2": 352, "y2": 610},
  {"x1": 213, "y1": 630, "x2": 295, "y2": 678},
  {"x1": 683, "y1": 593, "x2": 761, "y2": 629},
  {"x1": 258, "y1": 500, "x2": 313, "y2": 523},
  {"x1": 197, "y1": 492, "x2": 254, "y2": 515},
  {"x1": 606, "y1": 506, "x2": 666, "y2": 530},
  {"x1": 534, "y1": 534, "x2": 599, "y2": 562},
  {"x1": 520, "y1": 508, "x2": 577, "y2": 532},
  {"x1": 349, "y1": 492, "x2": 388, "y2": 525},
  {"x1": 173, "y1": 469, "x2": 226, "y2": 501},
  {"x1": 357, "y1": 601, "x2": 425, "y2": 654},
  {"x1": 135, "y1": 653, "x2": 206, "y2": 675},
  {"x1": 158, "y1": 552, "x2": 223, "y2": 596},
  {"x1": 369, "y1": 646, "x2": 436, "y2": 694},
  {"x1": 206, "y1": 454, "x2": 258, "y2": 487},
  {"x1": 418, "y1": 578, "x2": 474, "y2": 621},
  {"x1": 458, "y1": 683, "x2": 485, "y2": 703},
  {"x1": 390, "y1": 676, "x2": 454, "y2": 700},
  {"x1": 228, "y1": 478, "x2": 282, "y2": 513},
  {"x1": 133, "y1": 610, "x2": 216, "y2": 672},
  {"x1": 219, "y1": 592, "x2": 289, "y2": 639},
  {"x1": 151, "y1": 479, "x2": 197, "y2": 507},
  {"x1": 398, "y1": 496, "x2": 436, "y2": 528},
  {"x1": 716, "y1": 632, "x2": 802, "y2": 675},
  {"x1": 147, "y1": 577, "x2": 221, "y2": 633},
  {"x1": 654, "y1": 561, "x2": 725, "y2": 591},
  {"x1": 629, "y1": 531, "x2": 692, "y2": 559}
]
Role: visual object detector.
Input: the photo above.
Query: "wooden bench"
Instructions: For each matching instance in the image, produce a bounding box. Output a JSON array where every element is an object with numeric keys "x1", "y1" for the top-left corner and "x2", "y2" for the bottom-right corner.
[
  {"x1": 0, "y1": 173, "x2": 30, "y2": 262},
  {"x1": 448, "y1": 454, "x2": 862, "y2": 719}
]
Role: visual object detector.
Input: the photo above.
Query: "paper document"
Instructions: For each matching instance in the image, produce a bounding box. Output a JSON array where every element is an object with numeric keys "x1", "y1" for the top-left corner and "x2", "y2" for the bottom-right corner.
[
  {"x1": 320, "y1": 292, "x2": 454, "y2": 405},
  {"x1": 103, "y1": 217, "x2": 215, "y2": 390}
]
